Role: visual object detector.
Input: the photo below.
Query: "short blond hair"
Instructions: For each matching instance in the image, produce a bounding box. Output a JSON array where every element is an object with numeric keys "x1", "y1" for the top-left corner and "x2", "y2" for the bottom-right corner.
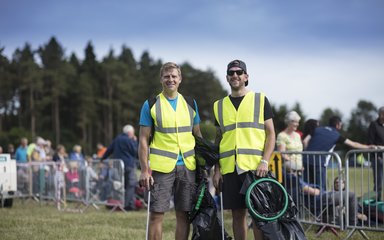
[{"x1": 160, "y1": 62, "x2": 181, "y2": 78}]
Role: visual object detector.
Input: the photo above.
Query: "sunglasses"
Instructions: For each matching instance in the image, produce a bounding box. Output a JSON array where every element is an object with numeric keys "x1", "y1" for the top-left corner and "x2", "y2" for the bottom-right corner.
[{"x1": 227, "y1": 70, "x2": 245, "y2": 76}]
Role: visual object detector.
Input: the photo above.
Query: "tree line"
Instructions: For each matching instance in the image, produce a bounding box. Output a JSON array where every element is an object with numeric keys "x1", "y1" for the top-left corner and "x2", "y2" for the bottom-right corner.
[
  {"x1": 0, "y1": 36, "x2": 227, "y2": 153},
  {"x1": 0, "y1": 36, "x2": 380, "y2": 154}
]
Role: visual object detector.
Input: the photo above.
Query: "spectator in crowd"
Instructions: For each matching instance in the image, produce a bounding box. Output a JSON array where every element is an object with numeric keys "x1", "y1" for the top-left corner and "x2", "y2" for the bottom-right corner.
[
  {"x1": 333, "y1": 176, "x2": 367, "y2": 222},
  {"x1": 302, "y1": 119, "x2": 319, "y2": 149},
  {"x1": 85, "y1": 156, "x2": 99, "y2": 197},
  {"x1": 31, "y1": 137, "x2": 48, "y2": 162},
  {"x1": 54, "y1": 160, "x2": 66, "y2": 207},
  {"x1": 368, "y1": 106, "x2": 384, "y2": 201},
  {"x1": 26, "y1": 139, "x2": 35, "y2": 162},
  {"x1": 138, "y1": 62, "x2": 202, "y2": 239},
  {"x1": 69, "y1": 144, "x2": 85, "y2": 168},
  {"x1": 98, "y1": 159, "x2": 121, "y2": 201},
  {"x1": 277, "y1": 111, "x2": 303, "y2": 171},
  {"x1": 102, "y1": 124, "x2": 139, "y2": 211},
  {"x1": 52, "y1": 144, "x2": 68, "y2": 163},
  {"x1": 44, "y1": 139, "x2": 54, "y2": 161},
  {"x1": 15, "y1": 137, "x2": 29, "y2": 163},
  {"x1": 0, "y1": 145, "x2": 3, "y2": 153},
  {"x1": 65, "y1": 161, "x2": 81, "y2": 198},
  {"x1": 284, "y1": 161, "x2": 363, "y2": 226},
  {"x1": 212, "y1": 60, "x2": 275, "y2": 240},
  {"x1": 30, "y1": 137, "x2": 48, "y2": 195},
  {"x1": 96, "y1": 143, "x2": 107, "y2": 159},
  {"x1": 7, "y1": 143, "x2": 15, "y2": 159},
  {"x1": 15, "y1": 137, "x2": 29, "y2": 193},
  {"x1": 304, "y1": 116, "x2": 375, "y2": 191}
]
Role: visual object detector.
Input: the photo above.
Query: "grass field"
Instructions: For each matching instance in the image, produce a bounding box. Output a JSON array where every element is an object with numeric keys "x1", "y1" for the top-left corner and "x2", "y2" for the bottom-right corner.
[
  {"x1": 1, "y1": 167, "x2": 384, "y2": 239},
  {"x1": 1, "y1": 199, "x2": 384, "y2": 240}
]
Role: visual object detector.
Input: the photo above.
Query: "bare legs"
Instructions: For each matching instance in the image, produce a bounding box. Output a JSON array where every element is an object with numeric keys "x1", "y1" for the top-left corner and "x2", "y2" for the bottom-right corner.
[
  {"x1": 148, "y1": 211, "x2": 190, "y2": 240},
  {"x1": 148, "y1": 212, "x2": 164, "y2": 240},
  {"x1": 232, "y1": 208, "x2": 264, "y2": 240},
  {"x1": 175, "y1": 211, "x2": 190, "y2": 240}
]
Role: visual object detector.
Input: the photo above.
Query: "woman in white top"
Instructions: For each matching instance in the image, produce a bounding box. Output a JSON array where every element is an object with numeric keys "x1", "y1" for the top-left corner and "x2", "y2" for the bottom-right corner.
[{"x1": 276, "y1": 111, "x2": 303, "y2": 170}]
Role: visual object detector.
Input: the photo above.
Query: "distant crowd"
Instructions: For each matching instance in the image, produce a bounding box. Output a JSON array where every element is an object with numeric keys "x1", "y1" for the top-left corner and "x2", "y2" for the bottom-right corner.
[{"x1": 0, "y1": 136, "x2": 108, "y2": 166}]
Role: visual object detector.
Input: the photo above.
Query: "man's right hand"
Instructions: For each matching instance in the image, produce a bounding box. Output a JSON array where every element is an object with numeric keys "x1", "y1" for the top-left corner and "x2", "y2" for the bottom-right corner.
[
  {"x1": 212, "y1": 168, "x2": 223, "y2": 192},
  {"x1": 139, "y1": 171, "x2": 154, "y2": 191}
]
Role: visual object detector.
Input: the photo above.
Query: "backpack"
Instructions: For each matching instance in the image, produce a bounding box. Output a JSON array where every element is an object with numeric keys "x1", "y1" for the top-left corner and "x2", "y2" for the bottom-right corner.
[{"x1": 147, "y1": 95, "x2": 196, "y2": 143}]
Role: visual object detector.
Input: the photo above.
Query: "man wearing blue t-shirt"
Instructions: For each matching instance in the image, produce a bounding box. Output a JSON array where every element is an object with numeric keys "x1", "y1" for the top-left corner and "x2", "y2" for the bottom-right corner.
[
  {"x1": 304, "y1": 116, "x2": 374, "y2": 191},
  {"x1": 138, "y1": 62, "x2": 202, "y2": 240},
  {"x1": 15, "y1": 137, "x2": 28, "y2": 163}
]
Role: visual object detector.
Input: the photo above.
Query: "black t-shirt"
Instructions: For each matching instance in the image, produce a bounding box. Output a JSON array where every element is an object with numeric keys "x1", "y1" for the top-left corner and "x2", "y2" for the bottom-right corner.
[{"x1": 215, "y1": 95, "x2": 273, "y2": 126}]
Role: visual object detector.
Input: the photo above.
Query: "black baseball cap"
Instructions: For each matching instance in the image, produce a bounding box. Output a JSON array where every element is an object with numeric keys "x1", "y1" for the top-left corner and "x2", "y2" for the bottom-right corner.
[{"x1": 227, "y1": 59, "x2": 248, "y2": 86}]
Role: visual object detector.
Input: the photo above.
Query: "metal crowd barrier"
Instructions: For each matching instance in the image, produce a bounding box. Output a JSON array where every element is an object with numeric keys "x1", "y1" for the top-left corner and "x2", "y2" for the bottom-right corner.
[
  {"x1": 86, "y1": 158, "x2": 126, "y2": 212},
  {"x1": 280, "y1": 151, "x2": 344, "y2": 237},
  {"x1": 15, "y1": 158, "x2": 126, "y2": 212},
  {"x1": 344, "y1": 149, "x2": 384, "y2": 239}
]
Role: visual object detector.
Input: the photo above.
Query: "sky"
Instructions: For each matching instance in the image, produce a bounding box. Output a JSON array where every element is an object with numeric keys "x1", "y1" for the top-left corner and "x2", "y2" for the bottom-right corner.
[{"x1": 1, "y1": 0, "x2": 384, "y2": 120}]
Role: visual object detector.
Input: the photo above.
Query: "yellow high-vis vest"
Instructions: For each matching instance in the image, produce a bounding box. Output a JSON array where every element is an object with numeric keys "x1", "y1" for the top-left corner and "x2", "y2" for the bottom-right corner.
[
  {"x1": 149, "y1": 93, "x2": 196, "y2": 173},
  {"x1": 213, "y1": 92, "x2": 266, "y2": 174}
]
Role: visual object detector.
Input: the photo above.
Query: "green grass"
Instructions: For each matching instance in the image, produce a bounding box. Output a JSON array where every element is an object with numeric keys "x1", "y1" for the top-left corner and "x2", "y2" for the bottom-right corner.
[{"x1": 1, "y1": 199, "x2": 384, "y2": 240}]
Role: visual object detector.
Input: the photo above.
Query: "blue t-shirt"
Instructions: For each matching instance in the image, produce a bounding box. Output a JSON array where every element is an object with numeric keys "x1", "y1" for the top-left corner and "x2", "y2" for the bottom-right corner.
[
  {"x1": 15, "y1": 146, "x2": 28, "y2": 163},
  {"x1": 305, "y1": 126, "x2": 346, "y2": 165},
  {"x1": 306, "y1": 126, "x2": 344, "y2": 152},
  {"x1": 139, "y1": 95, "x2": 200, "y2": 165}
]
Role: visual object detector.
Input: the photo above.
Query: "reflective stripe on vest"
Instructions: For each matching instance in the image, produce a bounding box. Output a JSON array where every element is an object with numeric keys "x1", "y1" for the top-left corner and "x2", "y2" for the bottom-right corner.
[
  {"x1": 217, "y1": 92, "x2": 264, "y2": 134},
  {"x1": 149, "y1": 93, "x2": 196, "y2": 173},
  {"x1": 214, "y1": 92, "x2": 266, "y2": 174},
  {"x1": 154, "y1": 95, "x2": 194, "y2": 133}
]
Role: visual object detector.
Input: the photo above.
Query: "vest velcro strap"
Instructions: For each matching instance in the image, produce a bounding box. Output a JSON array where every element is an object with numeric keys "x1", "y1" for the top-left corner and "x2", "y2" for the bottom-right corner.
[
  {"x1": 150, "y1": 148, "x2": 178, "y2": 159},
  {"x1": 155, "y1": 126, "x2": 193, "y2": 133},
  {"x1": 237, "y1": 122, "x2": 264, "y2": 129},
  {"x1": 183, "y1": 149, "x2": 195, "y2": 159},
  {"x1": 220, "y1": 149, "x2": 236, "y2": 158},
  {"x1": 237, "y1": 148, "x2": 263, "y2": 156}
]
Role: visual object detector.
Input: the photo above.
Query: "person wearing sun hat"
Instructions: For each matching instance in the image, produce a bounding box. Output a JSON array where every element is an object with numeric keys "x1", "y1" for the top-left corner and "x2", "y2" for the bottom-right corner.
[{"x1": 212, "y1": 59, "x2": 276, "y2": 239}]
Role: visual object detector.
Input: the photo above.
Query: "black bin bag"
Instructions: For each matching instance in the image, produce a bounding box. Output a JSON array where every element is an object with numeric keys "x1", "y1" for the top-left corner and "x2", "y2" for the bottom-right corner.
[
  {"x1": 194, "y1": 136, "x2": 219, "y2": 170},
  {"x1": 241, "y1": 171, "x2": 307, "y2": 240},
  {"x1": 189, "y1": 178, "x2": 232, "y2": 240}
]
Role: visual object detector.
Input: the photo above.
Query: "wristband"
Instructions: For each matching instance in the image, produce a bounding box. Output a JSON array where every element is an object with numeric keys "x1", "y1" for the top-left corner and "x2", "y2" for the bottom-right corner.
[{"x1": 260, "y1": 159, "x2": 269, "y2": 165}]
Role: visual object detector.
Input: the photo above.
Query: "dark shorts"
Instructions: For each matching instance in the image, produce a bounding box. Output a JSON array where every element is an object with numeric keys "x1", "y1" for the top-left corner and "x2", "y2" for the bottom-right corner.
[
  {"x1": 150, "y1": 165, "x2": 196, "y2": 213},
  {"x1": 222, "y1": 170, "x2": 247, "y2": 209}
]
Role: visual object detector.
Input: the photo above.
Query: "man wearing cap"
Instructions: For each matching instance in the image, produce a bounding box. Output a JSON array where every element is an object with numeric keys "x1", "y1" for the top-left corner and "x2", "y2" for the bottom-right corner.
[
  {"x1": 213, "y1": 60, "x2": 276, "y2": 239},
  {"x1": 138, "y1": 62, "x2": 202, "y2": 239}
]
